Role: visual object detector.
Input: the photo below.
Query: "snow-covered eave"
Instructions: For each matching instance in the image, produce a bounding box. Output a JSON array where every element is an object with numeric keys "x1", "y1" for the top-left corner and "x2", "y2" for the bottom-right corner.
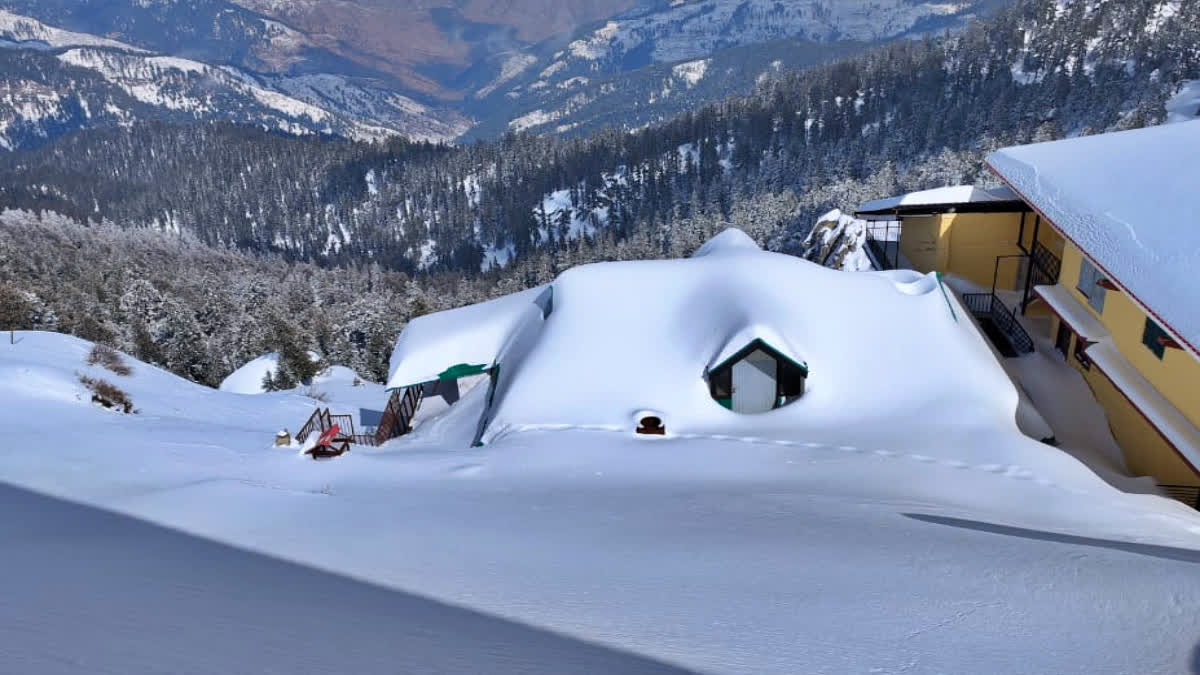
[
  {"x1": 385, "y1": 286, "x2": 551, "y2": 391},
  {"x1": 855, "y1": 185, "x2": 1025, "y2": 219},
  {"x1": 985, "y1": 157, "x2": 1200, "y2": 366},
  {"x1": 1033, "y1": 284, "x2": 1108, "y2": 342},
  {"x1": 386, "y1": 362, "x2": 492, "y2": 392},
  {"x1": 1084, "y1": 341, "x2": 1200, "y2": 479},
  {"x1": 706, "y1": 326, "x2": 808, "y2": 377},
  {"x1": 854, "y1": 200, "x2": 1029, "y2": 220}
]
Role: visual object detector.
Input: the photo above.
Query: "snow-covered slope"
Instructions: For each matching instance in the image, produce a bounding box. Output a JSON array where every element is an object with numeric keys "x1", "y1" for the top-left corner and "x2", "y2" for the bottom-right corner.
[
  {"x1": 4, "y1": 264, "x2": 1200, "y2": 675},
  {"x1": 469, "y1": 0, "x2": 1003, "y2": 136},
  {"x1": 552, "y1": 0, "x2": 971, "y2": 68},
  {"x1": 219, "y1": 352, "x2": 286, "y2": 394},
  {"x1": 0, "y1": 7, "x2": 470, "y2": 148},
  {"x1": 0, "y1": 9, "x2": 146, "y2": 52}
]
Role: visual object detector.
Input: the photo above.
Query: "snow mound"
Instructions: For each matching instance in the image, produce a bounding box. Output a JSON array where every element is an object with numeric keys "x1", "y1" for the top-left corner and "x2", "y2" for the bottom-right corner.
[
  {"x1": 387, "y1": 286, "x2": 551, "y2": 389},
  {"x1": 220, "y1": 351, "x2": 324, "y2": 394},
  {"x1": 219, "y1": 353, "x2": 284, "y2": 394},
  {"x1": 1167, "y1": 80, "x2": 1200, "y2": 123},
  {"x1": 391, "y1": 230, "x2": 1043, "y2": 456},
  {"x1": 690, "y1": 227, "x2": 760, "y2": 257}
]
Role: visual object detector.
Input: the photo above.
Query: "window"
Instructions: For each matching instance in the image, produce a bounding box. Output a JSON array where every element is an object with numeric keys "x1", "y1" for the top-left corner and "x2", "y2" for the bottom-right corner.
[
  {"x1": 1076, "y1": 258, "x2": 1107, "y2": 315},
  {"x1": 707, "y1": 340, "x2": 808, "y2": 414},
  {"x1": 1073, "y1": 334, "x2": 1091, "y2": 370},
  {"x1": 1054, "y1": 321, "x2": 1072, "y2": 359},
  {"x1": 1142, "y1": 318, "x2": 1169, "y2": 360},
  {"x1": 708, "y1": 367, "x2": 733, "y2": 409}
]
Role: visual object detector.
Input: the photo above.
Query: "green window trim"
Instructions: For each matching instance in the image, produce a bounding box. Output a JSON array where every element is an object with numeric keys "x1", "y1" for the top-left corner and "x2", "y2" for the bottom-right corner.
[
  {"x1": 1142, "y1": 318, "x2": 1169, "y2": 360},
  {"x1": 707, "y1": 338, "x2": 809, "y2": 378}
]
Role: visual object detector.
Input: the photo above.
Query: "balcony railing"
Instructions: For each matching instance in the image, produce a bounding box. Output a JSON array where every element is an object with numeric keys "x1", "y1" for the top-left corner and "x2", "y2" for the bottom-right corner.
[{"x1": 1031, "y1": 240, "x2": 1062, "y2": 281}]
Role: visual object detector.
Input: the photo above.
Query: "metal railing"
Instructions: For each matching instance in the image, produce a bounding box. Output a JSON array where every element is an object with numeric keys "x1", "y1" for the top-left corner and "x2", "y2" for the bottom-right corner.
[
  {"x1": 1031, "y1": 240, "x2": 1062, "y2": 282},
  {"x1": 962, "y1": 292, "x2": 1035, "y2": 355}
]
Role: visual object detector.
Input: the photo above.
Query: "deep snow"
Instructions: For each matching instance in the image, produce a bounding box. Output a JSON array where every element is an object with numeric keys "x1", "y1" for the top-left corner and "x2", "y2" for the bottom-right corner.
[{"x1": 5, "y1": 258, "x2": 1200, "y2": 675}]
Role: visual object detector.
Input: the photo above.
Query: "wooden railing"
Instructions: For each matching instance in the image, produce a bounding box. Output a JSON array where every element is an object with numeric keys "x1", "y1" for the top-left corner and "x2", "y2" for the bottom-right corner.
[
  {"x1": 374, "y1": 385, "x2": 424, "y2": 445},
  {"x1": 296, "y1": 408, "x2": 332, "y2": 444},
  {"x1": 295, "y1": 385, "x2": 425, "y2": 449}
]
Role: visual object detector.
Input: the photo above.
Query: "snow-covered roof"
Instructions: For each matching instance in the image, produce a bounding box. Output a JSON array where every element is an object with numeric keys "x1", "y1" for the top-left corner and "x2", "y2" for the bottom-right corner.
[
  {"x1": 707, "y1": 324, "x2": 808, "y2": 375},
  {"x1": 386, "y1": 286, "x2": 551, "y2": 390},
  {"x1": 691, "y1": 227, "x2": 761, "y2": 257},
  {"x1": 987, "y1": 121, "x2": 1200, "y2": 357},
  {"x1": 383, "y1": 230, "x2": 1025, "y2": 445},
  {"x1": 856, "y1": 185, "x2": 1022, "y2": 219}
]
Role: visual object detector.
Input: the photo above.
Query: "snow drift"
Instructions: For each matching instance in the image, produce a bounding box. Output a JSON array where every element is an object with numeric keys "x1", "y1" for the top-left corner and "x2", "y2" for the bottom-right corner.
[{"x1": 388, "y1": 228, "x2": 1022, "y2": 449}]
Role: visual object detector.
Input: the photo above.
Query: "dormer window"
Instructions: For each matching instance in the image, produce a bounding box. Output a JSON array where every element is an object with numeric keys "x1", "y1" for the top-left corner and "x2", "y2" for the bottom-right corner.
[{"x1": 706, "y1": 339, "x2": 808, "y2": 414}]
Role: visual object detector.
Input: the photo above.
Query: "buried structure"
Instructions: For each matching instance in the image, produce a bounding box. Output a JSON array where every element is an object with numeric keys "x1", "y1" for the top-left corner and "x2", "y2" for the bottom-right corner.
[{"x1": 386, "y1": 228, "x2": 1044, "y2": 451}]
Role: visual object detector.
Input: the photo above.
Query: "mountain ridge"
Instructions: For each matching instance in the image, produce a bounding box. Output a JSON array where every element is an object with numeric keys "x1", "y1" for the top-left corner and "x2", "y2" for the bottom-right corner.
[{"x1": 0, "y1": 0, "x2": 1011, "y2": 146}]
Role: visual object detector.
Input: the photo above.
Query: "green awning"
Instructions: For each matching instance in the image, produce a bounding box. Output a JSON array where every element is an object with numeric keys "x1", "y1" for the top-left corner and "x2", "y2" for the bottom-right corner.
[{"x1": 437, "y1": 363, "x2": 489, "y2": 380}]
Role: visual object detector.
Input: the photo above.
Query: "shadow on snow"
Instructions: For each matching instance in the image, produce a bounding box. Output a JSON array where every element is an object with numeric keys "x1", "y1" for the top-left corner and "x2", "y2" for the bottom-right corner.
[
  {"x1": 904, "y1": 513, "x2": 1200, "y2": 565},
  {"x1": 0, "y1": 482, "x2": 697, "y2": 675}
]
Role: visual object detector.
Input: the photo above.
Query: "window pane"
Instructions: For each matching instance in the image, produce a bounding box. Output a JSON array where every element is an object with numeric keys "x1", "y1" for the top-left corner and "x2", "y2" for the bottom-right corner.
[{"x1": 1077, "y1": 258, "x2": 1106, "y2": 313}]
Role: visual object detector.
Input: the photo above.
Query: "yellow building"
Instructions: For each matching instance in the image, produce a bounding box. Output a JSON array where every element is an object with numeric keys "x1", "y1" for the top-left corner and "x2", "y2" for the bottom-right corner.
[
  {"x1": 988, "y1": 122, "x2": 1200, "y2": 491},
  {"x1": 858, "y1": 122, "x2": 1200, "y2": 493},
  {"x1": 856, "y1": 185, "x2": 1039, "y2": 292}
]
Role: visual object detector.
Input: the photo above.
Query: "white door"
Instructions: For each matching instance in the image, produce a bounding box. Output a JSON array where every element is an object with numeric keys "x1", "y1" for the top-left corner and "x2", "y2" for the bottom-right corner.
[{"x1": 732, "y1": 351, "x2": 777, "y2": 414}]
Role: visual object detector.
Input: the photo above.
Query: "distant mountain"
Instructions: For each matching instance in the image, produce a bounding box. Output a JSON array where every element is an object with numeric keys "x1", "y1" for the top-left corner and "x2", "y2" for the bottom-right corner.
[
  {"x1": 0, "y1": 0, "x2": 1013, "y2": 146},
  {"x1": 462, "y1": 36, "x2": 871, "y2": 139},
  {"x1": 2, "y1": 0, "x2": 1193, "y2": 279},
  {"x1": 464, "y1": 0, "x2": 1011, "y2": 136},
  {"x1": 225, "y1": 0, "x2": 637, "y2": 99},
  {"x1": 1, "y1": 0, "x2": 1196, "y2": 391},
  {"x1": 0, "y1": 2, "x2": 471, "y2": 146}
]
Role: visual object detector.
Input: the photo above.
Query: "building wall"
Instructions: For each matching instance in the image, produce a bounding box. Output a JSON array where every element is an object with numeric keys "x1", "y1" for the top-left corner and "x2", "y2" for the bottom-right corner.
[
  {"x1": 897, "y1": 215, "x2": 947, "y2": 274},
  {"x1": 1060, "y1": 244, "x2": 1200, "y2": 429},
  {"x1": 943, "y1": 212, "x2": 1027, "y2": 290},
  {"x1": 1018, "y1": 213, "x2": 1066, "y2": 256},
  {"x1": 1055, "y1": 242, "x2": 1200, "y2": 486},
  {"x1": 898, "y1": 212, "x2": 1027, "y2": 290}
]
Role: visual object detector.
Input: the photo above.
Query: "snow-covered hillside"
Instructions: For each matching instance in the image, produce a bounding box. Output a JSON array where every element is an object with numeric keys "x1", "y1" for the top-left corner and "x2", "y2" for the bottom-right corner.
[
  {"x1": 472, "y1": 0, "x2": 1001, "y2": 136},
  {"x1": 554, "y1": 0, "x2": 971, "y2": 68},
  {"x1": 0, "y1": 8, "x2": 470, "y2": 148},
  {"x1": 5, "y1": 231, "x2": 1199, "y2": 672},
  {"x1": 0, "y1": 9, "x2": 146, "y2": 52}
]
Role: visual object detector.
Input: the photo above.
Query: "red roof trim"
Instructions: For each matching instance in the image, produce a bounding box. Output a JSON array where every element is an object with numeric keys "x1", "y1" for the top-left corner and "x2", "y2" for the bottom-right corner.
[{"x1": 984, "y1": 157, "x2": 1200, "y2": 360}]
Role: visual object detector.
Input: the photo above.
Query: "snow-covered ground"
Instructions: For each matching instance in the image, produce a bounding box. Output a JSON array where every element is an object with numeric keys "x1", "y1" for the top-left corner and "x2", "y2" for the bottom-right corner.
[{"x1": 4, "y1": 256, "x2": 1200, "y2": 675}]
